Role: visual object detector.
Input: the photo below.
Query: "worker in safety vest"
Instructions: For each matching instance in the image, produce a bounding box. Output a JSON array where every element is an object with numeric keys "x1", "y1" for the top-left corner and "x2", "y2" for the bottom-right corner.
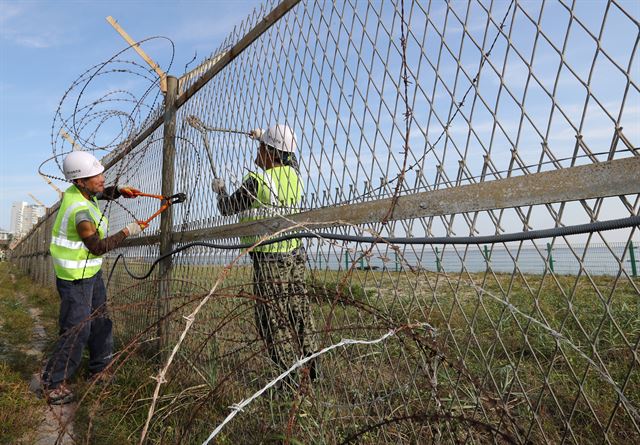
[
  {"x1": 214, "y1": 124, "x2": 319, "y2": 385},
  {"x1": 42, "y1": 150, "x2": 145, "y2": 404}
]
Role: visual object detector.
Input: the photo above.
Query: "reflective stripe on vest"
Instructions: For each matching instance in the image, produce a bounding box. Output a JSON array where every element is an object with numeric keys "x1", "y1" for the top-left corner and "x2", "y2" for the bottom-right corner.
[
  {"x1": 50, "y1": 185, "x2": 108, "y2": 281},
  {"x1": 261, "y1": 171, "x2": 280, "y2": 207},
  {"x1": 51, "y1": 236, "x2": 87, "y2": 250},
  {"x1": 239, "y1": 166, "x2": 302, "y2": 253},
  {"x1": 58, "y1": 201, "x2": 87, "y2": 239},
  {"x1": 52, "y1": 257, "x2": 103, "y2": 270}
]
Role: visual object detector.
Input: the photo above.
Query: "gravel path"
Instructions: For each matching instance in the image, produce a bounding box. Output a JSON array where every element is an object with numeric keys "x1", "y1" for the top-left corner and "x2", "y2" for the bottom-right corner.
[{"x1": 11, "y1": 272, "x2": 77, "y2": 445}]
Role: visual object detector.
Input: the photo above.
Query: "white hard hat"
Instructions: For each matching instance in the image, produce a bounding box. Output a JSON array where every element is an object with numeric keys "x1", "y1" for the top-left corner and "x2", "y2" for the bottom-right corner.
[
  {"x1": 260, "y1": 124, "x2": 297, "y2": 153},
  {"x1": 62, "y1": 151, "x2": 105, "y2": 180}
]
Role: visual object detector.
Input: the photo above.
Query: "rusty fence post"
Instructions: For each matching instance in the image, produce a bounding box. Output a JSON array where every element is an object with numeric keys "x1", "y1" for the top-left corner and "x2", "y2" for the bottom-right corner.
[{"x1": 158, "y1": 75, "x2": 178, "y2": 354}]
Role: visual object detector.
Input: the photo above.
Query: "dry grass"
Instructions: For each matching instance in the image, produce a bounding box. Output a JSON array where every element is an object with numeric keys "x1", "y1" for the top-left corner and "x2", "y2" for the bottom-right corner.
[
  {"x1": 8, "y1": 257, "x2": 637, "y2": 443},
  {"x1": 0, "y1": 262, "x2": 58, "y2": 445}
]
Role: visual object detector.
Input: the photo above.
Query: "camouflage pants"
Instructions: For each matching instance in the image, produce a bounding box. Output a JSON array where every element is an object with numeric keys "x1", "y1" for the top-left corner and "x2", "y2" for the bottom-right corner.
[{"x1": 252, "y1": 249, "x2": 318, "y2": 377}]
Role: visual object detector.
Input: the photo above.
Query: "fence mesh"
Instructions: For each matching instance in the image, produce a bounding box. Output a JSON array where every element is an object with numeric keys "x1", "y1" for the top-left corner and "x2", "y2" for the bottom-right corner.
[{"x1": 11, "y1": 0, "x2": 640, "y2": 443}]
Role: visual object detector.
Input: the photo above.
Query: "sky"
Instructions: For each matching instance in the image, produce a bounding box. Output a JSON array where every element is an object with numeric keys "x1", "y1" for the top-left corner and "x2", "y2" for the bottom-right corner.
[{"x1": 0, "y1": 0, "x2": 264, "y2": 230}]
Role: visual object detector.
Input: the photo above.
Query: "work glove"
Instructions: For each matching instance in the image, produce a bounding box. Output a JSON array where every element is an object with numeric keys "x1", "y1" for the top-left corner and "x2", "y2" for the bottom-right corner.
[
  {"x1": 212, "y1": 178, "x2": 227, "y2": 195},
  {"x1": 248, "y1": 128, "x2": 264, "y2": 140},
  {"x1": 125, "y1": 221, "x2": 146, "y2": 237},
  {"x1": 118, "y1": 185, "x2": 141, "y2": 198}
]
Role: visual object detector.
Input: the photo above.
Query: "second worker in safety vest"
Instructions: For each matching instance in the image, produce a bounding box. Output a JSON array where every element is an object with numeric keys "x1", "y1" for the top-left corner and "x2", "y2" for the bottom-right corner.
[
  {"x1": 214, "y1": 124, "x2": 319, "y2": 385},
  {"x1": 42, "y1": 150, "x2": 146, "y2": 404}
]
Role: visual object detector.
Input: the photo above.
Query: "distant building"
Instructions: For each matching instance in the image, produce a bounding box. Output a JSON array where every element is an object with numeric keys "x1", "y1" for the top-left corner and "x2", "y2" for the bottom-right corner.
[
  {"x1": 0, "y1": 228, "x2": 11, "y2": 258},
  {"x1": 0, "y1": 228, "x2": 11, "y2": 243},
  {"x1": 10, "y1": 201, "x2": 46, "y2": 237},
  {"x1": 28, "y1": 204, "x2": 46, "y2": 227},
  {"x1": 10, "y1": 202, "x2": 28, "y2": 235}
]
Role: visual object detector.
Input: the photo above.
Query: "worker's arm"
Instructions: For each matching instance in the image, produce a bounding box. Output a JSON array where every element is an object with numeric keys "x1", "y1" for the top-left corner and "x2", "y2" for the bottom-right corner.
[
  {"x1": 96, "y1": 186, "x2": 120, "y2": 201},
  {"x1": 77, "y1": 221, "x2": 129, "y2": 256},
  {"x1": 75, "y1": 209, "x2": 138, "y2": 256},
  {"x1": 216, "y1": 177, "x2": 259, "y2": 216},
  {"x1": 96, "y1": 185, "x2": 141, "y2": 201}
]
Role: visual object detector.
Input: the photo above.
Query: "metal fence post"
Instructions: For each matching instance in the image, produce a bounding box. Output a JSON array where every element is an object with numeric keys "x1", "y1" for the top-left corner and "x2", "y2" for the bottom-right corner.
[
  {"x1": 344, "y1": 250, "x2": 349, "y2": 270},
  {"x1": 435, "y1": 247, "x2": 441, "y2": 272},
  {"x1": 484, "y1": 245, "x2": 491, "y2": 267},
  {"x1": 629, "y1": 241, "x2": 638, "y2": 278},
  {"x1": 158, "y1": 75, "x2": 178, "y2": 353},
  {"x1": 547, "y1": 242, "x2": 555, "y2": 273},
  {"x1": 395, "y1": 250, "x2": 399, "y2": 273}
]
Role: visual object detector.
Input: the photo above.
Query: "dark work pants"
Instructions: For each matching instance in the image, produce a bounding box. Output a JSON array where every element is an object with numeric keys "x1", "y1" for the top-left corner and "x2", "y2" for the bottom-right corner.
[{"x1": 42, "y1": 270, "x2": 113, "y2": 389}]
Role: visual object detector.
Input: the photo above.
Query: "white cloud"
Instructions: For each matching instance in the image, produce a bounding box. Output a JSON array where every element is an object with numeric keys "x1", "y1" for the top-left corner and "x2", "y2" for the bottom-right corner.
[
  {"x1": 0, "y1": 3, "x2": 67, "y2": 49},
  {"x1": 0, "y1": 2, "x2": 21, "y2": 24}
]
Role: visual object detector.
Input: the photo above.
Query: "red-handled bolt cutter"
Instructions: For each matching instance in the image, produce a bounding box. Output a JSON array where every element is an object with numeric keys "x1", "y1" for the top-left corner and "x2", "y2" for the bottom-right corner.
[{"x1": 124, "y1": 189, "x2": 187, "y2": 228}]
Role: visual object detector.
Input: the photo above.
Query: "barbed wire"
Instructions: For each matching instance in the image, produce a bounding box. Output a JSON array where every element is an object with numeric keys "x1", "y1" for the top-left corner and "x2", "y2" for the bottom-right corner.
[{"x1": 41, "y1": 36, "x2": 175, "y2": 184}]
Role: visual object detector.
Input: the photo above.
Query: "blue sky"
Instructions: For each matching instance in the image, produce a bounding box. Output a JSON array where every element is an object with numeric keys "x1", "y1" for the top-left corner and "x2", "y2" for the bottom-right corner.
[{"x1": 0, "y1": 0, "x2": 263, "y2": 230}]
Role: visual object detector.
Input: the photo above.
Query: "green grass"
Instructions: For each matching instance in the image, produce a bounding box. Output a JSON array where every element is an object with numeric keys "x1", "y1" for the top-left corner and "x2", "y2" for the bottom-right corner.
[
  {"x1": 73, "y1": 351, "x2": 247, "y2": 444},
  {"x1": 73, "y1": 355, "x2": 159, "y2": 444},
  {"x1": 0, "y1": 262, "x2": 58, "y2": 445},
  {"x1": 117, "y1": 266, "x2": 640, "y2": 443},
  {"x1": 0, "y1": 267, "x2": 34, "y2": 347},
  {"x1": 101, "y1": 261, "x2": 640, "y2": 442},
  {"x1": 8, "y1": 258, "x2": 637, "y2": 443},
  {"x1": 0, "y1": 363, "x2": 43, "y2": 445},
  {"x1": 0, "y1": 262, "x2": 58, "y2": 375},
  {"x1": 374, "y1": 270, "x2": 640, "y2": 444}
]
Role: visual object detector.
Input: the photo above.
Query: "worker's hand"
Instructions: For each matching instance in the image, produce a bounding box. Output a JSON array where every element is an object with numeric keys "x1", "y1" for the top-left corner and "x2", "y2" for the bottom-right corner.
[
  {"x1": 248, "y1": 128, "x2": 264, "y2": 140},
  {"x1": 124, "y1": 221, "x2": 146, "y2": 236},
  {"x1": 212, "y1": 178, "x2": 227, "y2": 195},
  {"x1": 118, "y1": 185, "x2": 140, "y2": 198}
]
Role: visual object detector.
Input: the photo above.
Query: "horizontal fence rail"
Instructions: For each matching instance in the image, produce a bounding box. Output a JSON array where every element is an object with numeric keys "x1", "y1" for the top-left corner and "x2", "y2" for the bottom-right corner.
[{"x1": 12, "y1": 0, "x2": 640, "y2": 443}]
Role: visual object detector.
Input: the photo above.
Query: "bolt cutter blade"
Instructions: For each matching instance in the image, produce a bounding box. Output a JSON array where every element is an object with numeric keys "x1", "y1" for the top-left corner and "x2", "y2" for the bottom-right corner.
[
  {"x1": 169, "y1": 193, "x2": 187, "y2": 204},
  {"x1": 132, "y1": 191, "x2": 187, "y2": 226}
]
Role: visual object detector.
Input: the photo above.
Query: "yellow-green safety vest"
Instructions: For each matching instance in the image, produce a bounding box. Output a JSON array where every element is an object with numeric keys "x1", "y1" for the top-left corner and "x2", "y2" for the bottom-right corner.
[
  {"x1": 239, "y1": 166, "x2": 302, "y2": 253},
  {"x1": 49, "y1": 185, "x2": 108, "y2": 281}
]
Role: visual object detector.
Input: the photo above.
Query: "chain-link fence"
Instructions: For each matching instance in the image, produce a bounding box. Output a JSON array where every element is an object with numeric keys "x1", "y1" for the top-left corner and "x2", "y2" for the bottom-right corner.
[{"x1": 11, "y1": 0, "x2": 640, "y2": 443}]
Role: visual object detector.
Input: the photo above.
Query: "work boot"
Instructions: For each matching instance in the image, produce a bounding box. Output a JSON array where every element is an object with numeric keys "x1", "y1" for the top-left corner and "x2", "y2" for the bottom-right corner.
[{"x1": 45, "y1": 384, "x2": 74, "y2": 405}]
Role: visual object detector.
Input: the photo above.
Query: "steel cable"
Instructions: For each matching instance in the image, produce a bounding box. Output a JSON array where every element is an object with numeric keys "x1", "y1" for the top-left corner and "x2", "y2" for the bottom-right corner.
[{"x1": 106, "y1": 215, "x2": 639, "y2": 282}]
